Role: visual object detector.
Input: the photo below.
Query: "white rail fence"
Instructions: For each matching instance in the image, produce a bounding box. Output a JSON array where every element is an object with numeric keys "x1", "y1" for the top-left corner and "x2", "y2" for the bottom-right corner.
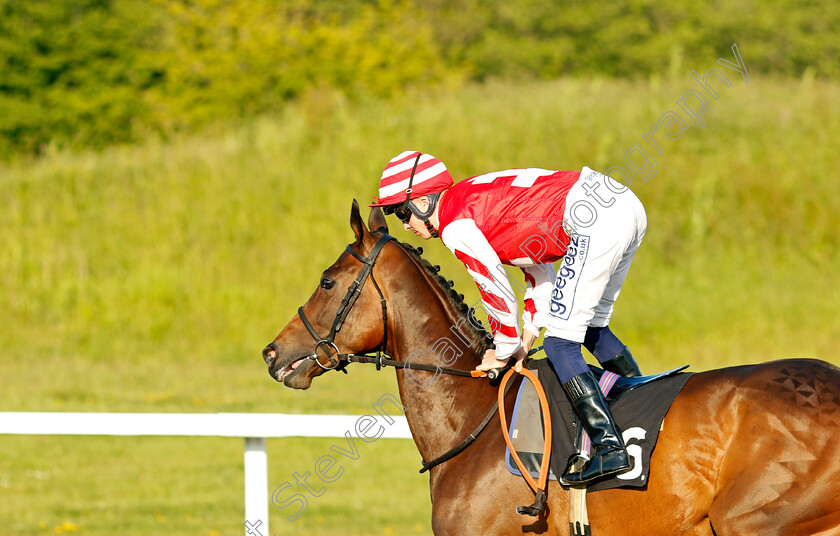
[{"x1": 0, "y1": 412, "x2": 412, "y2": 535}]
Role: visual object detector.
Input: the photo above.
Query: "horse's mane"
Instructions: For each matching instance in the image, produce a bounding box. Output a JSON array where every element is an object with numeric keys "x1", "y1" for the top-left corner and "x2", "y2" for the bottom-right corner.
[{"x1": 396, "y1": 240, "x2": 493, "y2": 356}]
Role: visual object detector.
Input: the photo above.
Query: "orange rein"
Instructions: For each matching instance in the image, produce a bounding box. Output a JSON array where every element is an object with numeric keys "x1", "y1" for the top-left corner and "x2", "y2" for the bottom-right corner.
[{"x1": 498, "y1": 366, "x2": 553, "y2": 512}]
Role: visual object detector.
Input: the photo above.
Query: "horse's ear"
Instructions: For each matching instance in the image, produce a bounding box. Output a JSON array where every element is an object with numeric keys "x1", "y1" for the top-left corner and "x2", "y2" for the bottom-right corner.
[
  {"x1": 350, "y1": 199, "x2": 368, "y2": 244},
  {"x1": 368, "y1": 206, "x2": 388, "y2": 235}
]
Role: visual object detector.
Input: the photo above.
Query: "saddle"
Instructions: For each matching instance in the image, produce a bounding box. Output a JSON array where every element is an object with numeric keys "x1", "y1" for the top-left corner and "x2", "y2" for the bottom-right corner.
[{"x1": 505, "y1": 359, "x2": 692, "y2": 493}]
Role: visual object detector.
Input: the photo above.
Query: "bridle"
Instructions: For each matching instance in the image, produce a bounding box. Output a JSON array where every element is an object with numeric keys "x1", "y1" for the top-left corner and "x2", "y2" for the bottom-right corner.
[
  {"x1": 295, "y1": 231, "x2": 490, "y2": 377},
  {"x1": 291, "y1": 231, "x2": 535, "y2": 473},
  {"x1": 297, "y1": 233, "x2": 393, "y2": 371}
]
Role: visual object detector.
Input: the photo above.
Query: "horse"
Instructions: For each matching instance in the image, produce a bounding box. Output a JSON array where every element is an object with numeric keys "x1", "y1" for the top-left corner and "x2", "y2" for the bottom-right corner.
[{"x1": 262, "y1": 201, "x2": 840, "y2": 536}]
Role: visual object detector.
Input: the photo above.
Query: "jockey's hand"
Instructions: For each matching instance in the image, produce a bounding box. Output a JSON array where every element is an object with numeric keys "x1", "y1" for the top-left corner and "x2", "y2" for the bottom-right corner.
[
  {"x1": 522, "y1": 330, "x2": 537, "y2": 354},
  {"x1": 476, "y1": 348, "x2": 506, "y2": 372},
  {"x1": 512, "y1": 346, "x2": 527, "y2": 373},
  {"x1": 476, "y1": 346, "x2": 528, "y2": 373}
]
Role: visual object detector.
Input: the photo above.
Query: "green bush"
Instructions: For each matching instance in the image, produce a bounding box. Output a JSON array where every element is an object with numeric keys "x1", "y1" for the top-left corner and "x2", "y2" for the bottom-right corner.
[
  {"x1": 0, "y1": 0, "x2": 453, "y2": 157},
  {"x1": 0, "y1": 0, "x2": 162, "y2": 157},
  {"x1": 420, "y1": 0, "x2": 840, "y2": 79},
  {"x1": 1, "y1": 0, "x2": 839, "y2": 158},
  {"x1": 149, "y1": 0, "x2": 451, "y2": 129}
]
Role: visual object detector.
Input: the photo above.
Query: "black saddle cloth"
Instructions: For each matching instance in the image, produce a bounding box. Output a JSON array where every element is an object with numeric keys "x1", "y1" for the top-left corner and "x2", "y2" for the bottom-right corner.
[{"x1": 505, "y1": 359, "x2": 693, "y2": 492}]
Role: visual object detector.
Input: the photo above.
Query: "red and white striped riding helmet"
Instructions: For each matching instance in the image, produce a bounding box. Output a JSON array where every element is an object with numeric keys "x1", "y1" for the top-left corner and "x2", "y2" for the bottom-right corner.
[{"x1": 369, "y1": 151, "x2": 453, "y2": 207}]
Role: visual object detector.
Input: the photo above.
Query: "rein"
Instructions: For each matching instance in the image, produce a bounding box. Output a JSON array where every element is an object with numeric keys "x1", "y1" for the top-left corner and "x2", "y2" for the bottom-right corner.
[
  {"x1": 294, "y1": 232, "x2": 538, "y2": 473},
  {"x1": 296, "y1": 232, "x2": 493, "y2": 378}
]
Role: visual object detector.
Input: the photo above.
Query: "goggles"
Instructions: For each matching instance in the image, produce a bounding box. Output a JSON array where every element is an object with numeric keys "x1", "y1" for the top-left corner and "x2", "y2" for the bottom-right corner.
[{"x1": 383, "y1": 203, "x2": 413, "y2": 224}]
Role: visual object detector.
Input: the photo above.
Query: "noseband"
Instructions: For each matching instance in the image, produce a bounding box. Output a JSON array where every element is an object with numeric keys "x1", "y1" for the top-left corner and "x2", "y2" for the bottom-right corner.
[{"x1": 297, "y1": 233, "x2": 394, "y2": 370}]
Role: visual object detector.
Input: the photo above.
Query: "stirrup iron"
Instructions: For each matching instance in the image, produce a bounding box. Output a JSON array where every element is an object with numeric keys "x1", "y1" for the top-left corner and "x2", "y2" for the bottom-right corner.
[{"x1": 516, "y1": 489, "x2": 546, "y2": 517}]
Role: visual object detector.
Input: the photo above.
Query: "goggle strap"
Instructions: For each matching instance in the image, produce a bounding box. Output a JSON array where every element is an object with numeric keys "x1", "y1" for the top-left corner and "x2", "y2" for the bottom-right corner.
[{"x1": 399, "y1": 153, "x2": 423, "y2": 212}]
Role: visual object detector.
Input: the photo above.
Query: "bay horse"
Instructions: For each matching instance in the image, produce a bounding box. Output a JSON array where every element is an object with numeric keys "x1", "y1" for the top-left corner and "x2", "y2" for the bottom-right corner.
[{"x1": 262, "y1": 201, "x2": 840, "y2": 536}]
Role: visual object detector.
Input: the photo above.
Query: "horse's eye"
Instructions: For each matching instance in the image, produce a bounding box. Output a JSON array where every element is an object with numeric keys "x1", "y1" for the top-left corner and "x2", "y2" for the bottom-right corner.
[{"x1": 320, "y1": 277, "x2": 335, "y2": 290}]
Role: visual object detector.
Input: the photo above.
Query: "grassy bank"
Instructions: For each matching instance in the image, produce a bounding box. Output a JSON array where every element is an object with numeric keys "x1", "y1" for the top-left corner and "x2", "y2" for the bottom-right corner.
[{"x1": 1, "y1": 75, "x2": 838, "y2": 534}]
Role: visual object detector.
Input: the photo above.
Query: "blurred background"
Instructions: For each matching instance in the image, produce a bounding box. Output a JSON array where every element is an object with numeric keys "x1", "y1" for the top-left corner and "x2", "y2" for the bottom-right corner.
[{"x1": 1, "y1": 1, "x2": 838, "y2": 534}]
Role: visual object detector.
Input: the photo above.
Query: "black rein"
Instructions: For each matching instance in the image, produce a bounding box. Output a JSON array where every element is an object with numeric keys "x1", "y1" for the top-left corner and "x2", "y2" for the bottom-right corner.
[
  {"x1": 296, "y1": 233, "x2": 481, "y2": 377},
  {"x1": 295, "y1": 232, "x2": 519, "y2": 473}
]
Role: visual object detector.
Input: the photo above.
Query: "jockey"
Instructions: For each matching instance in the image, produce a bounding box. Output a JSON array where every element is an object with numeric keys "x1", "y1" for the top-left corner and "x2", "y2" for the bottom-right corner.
[{"x1": 370, "y1": 150, "x2": 647, "y2": 485}]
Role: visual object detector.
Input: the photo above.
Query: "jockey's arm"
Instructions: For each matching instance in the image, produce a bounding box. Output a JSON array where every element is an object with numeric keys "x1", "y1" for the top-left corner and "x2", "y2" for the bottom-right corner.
[
  {"x1": 439, "y1": 218, "x2": 523, "y2": 361},
  {"x1": 519, "y1": 263, "x2": 555, "y2": 353}
]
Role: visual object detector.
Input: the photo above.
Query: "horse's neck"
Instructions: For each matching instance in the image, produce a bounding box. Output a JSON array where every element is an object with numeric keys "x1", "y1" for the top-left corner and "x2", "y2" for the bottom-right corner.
[{"x1": 386, "y1": 255, "x2": 498, "y2": 462}]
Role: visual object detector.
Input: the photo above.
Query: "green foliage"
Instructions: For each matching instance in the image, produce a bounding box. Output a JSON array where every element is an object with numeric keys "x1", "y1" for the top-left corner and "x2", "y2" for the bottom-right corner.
[
  {"x1": 0, "y1": 0, "x2": 454, "y2": 157},
  {"x1": 0, "y1": 0, "x2": 163, "y2": 157},
  {"x1": 419, "y1": 0, "x2": 840, "y2": 79},
  {"x1": 149, "y1": 0, "x2": 450, "y2": 130},
  {"x1": 3, "y1": 0, "x2": 840, "y2": 158}
]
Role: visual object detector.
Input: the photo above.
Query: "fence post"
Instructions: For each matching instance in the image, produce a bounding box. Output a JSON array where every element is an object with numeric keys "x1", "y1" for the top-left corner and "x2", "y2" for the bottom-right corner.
[{"x1": 244, "y1": 437, "x2": 269, "y2": 536}]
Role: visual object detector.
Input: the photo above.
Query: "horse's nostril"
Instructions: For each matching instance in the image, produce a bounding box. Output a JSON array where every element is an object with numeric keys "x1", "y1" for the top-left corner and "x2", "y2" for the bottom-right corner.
[{"x1": 262, "y1": 345, "x2": 277, "y2": 363}]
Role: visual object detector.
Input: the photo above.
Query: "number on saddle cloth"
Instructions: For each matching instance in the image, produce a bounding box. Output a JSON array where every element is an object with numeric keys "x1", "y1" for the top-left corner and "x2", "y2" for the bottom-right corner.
[{"x1": 504, "y1": 362, "x2": 692, "y2": 492}]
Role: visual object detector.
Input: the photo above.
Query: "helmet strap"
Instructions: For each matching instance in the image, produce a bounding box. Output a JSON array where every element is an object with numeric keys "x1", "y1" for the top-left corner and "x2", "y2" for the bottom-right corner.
[
  {"x1": 399, "y1": 153, "x2": 423, "y2": 214},
  {"x1": 423, "y1": 218, "x2": 440, "y2": 238}
]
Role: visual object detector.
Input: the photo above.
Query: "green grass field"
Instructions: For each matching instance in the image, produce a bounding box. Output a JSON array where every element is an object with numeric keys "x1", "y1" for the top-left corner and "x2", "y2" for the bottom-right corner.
[{"x1": 1, "y1": 75, "x2": 839, "y2": 534}]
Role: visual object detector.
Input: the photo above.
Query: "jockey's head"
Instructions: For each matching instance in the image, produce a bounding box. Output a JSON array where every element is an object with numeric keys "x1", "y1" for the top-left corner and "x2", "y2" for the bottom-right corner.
[{"x1": 369, "y1": 151, "x2": 453, "y2": 238}]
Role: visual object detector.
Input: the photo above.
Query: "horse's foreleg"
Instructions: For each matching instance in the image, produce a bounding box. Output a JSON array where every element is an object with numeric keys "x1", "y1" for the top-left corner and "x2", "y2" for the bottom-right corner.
[{"x1": 429, "y1": 456, "x2": 569, "y2": 535}]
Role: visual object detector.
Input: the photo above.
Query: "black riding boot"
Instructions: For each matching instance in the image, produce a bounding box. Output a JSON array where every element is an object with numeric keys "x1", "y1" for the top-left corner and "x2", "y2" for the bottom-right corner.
[
  {"x1": 600, "y1": 346, "x2": 642, "y2": 377},
  {"x1": 562, "y1": 371, "x2": 631, "y2": 485}
]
